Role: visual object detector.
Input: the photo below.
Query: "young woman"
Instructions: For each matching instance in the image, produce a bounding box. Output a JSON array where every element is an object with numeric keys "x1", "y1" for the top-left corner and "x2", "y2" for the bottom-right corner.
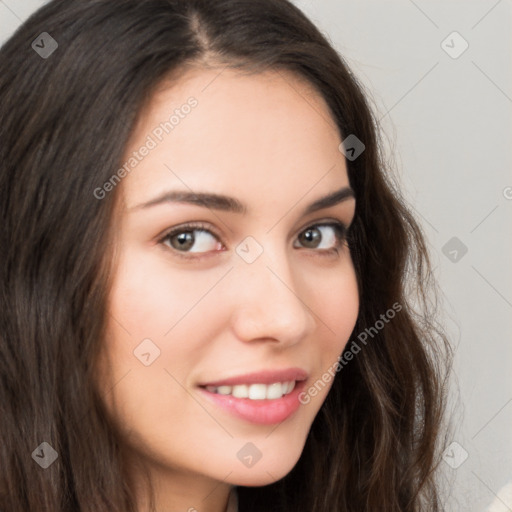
[{"x1": 0, "y1": 0, "x2": 452, "y2": 511}]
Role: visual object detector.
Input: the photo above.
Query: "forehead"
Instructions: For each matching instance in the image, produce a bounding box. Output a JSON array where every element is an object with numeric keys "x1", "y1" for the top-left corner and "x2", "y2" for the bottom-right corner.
[{"x1": 120, "y1": 66, "x2": 349, "y2": 208}]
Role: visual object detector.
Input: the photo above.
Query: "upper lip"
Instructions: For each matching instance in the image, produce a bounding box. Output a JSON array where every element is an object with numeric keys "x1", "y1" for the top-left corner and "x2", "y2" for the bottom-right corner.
[{"x1": 199, "y1": 367, "x2": 309, "y2": 387}]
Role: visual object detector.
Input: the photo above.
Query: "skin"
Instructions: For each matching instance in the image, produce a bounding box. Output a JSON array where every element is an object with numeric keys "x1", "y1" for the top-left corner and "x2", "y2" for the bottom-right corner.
[{"x1": 97, "y1": 65, "x2": 359, "y2": 512}]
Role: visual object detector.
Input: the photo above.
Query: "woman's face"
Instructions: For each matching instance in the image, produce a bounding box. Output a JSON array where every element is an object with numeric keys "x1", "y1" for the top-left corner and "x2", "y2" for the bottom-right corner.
[{"x1": 98, "y1": 66, "x2": 359, "y2": 502}]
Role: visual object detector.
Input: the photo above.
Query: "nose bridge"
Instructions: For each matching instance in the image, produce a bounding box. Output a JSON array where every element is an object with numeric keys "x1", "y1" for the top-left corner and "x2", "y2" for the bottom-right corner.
[{"x1": 230, "y1": 239, "x2": 314, "y2": 343}]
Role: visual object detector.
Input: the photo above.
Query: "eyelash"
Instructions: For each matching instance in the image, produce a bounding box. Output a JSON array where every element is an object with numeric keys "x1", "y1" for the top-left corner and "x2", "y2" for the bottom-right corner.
[{"x1": 157, "y1": 220, "x2": 350, "y2": 261}]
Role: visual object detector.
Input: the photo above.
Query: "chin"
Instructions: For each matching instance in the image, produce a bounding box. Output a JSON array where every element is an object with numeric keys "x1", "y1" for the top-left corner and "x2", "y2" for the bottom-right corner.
[
  {"x1": 229, "y1": 468, "x2": 288, "y2": 487},
  {"x1": 227, "y1": 450, "x2": 303, "y2": 487}
]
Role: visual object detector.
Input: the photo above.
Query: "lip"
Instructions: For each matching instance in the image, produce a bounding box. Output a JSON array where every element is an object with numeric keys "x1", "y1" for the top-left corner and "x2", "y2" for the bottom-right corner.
[
  {"x1": 198, "y1": 379, "x2": 307, "y2": 425},
  {"x1": 197, "y1": 367, "x2": 309, "y2": 425},
  {"x1": 199, "y1": 367, "x2": 309, "y2": 387}
]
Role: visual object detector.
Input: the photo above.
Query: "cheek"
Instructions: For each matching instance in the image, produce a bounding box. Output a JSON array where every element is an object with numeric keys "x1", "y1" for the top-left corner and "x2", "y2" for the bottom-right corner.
[
  {"x1": 97, "y1": 250, "x2": 222, "y2": 454},
  {"x1": 299, "y1": 258, "x2": 359, "y2": 405},
  {"x1": 107, "y1": 247, "x2": 221, "y2": 339},
  {"x1": 107, "y1": 250, "x2": 175, "y2": 338},
  {"x1": 100, "y1": 247, "x2": 231, "y2": 399},
  {"x1": 310, "y1": 257, "x2": 359, "y2": 349},
  {"x1": 97, "y1": 250, "x2": 196, "y2": 409}
]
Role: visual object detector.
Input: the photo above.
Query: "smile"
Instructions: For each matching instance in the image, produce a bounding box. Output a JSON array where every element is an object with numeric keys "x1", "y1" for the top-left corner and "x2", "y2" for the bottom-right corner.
[{"x1": 204, "y1": 381, "x2": 296, "y2": 400}]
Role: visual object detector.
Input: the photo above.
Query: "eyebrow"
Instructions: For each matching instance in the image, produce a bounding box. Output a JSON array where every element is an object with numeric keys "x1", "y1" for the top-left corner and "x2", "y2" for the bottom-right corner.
[{"x1": 130, "y1": 186, "x2": 355, "y2": 216}]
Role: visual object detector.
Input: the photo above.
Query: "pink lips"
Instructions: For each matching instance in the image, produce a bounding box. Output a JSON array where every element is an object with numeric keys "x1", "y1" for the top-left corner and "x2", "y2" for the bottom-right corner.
[
  {"x1": 199, "y1": 367, "x2": 308, "y2": 387},
  {"x1": 198, "y1": 367, "x2": 309, "y2": 425}
]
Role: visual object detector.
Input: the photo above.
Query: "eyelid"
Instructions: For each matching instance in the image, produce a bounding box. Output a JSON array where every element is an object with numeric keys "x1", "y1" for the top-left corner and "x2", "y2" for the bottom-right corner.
[
  {"x1": 158, "y1": 221, "x2": 221, "y2": 240},
  {"x1": 157, "y1": 217, "x2": 351, "y2": 260},
  {"x1": 157, "y1": 221, "x2": 223, "y2": 260},
  {"x1": 295, "y1": 216, "x2": 350, "y2": 235}
]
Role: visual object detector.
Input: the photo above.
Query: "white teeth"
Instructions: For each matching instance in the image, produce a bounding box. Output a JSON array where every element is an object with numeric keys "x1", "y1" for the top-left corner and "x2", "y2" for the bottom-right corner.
[
  {"x1": 217, "y1": 385, "x2": 232, "y2": 395},
  {"x1": 232, "y1": 384, "x2": 248, "y2": 398},
  {"x1": 248, "y1": 383, "x2": 267, "y2": 400},
  {"x1": 265, "y1": 382, "x2": 283, "y2": 399},
  {"x1": 204, "y1": 380, "x2": 296, "y2": 400},
  {"x1": 284, "y1": 380, "x2": 295, "y2": 394}
]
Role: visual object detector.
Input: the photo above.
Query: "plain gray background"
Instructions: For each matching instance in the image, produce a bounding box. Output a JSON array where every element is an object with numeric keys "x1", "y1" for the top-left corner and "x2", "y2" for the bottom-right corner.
[{"x1": 1, "y1": 1, "x2": 511, "y2": 510}]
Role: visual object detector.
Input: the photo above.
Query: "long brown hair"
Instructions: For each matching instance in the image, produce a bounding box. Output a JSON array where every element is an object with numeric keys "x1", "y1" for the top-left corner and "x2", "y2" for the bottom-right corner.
[{"x1": 0, "y1": 0, "x2": 452, "y2": 510}]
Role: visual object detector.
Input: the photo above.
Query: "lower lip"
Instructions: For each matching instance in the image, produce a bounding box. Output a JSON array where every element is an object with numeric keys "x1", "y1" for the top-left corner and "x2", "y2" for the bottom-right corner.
[{"x1": 198, "y1": 381, "x2": 306, "y2": 425}]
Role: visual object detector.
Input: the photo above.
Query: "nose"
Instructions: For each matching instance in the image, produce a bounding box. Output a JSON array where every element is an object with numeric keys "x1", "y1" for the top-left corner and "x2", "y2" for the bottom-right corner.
[{"x1": 228, "y1": 246, "x2": 316, "y2": 347}]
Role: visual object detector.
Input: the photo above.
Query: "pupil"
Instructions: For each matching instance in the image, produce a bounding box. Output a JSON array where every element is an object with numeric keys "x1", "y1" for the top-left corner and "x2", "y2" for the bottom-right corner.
[
  {"x1": 302, "y1": 228, "x2": 320, "y2": 247},
  {"x1": 174, "y1": 232, "x2": 194, "y2": 250}
]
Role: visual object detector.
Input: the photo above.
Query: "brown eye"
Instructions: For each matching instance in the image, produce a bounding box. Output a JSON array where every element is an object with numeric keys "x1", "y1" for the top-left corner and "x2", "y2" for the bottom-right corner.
[
  {"x1": 161, "y1": 225, "x2": 221, "y2": 254},
  {"x1": 298, "y1": 227, "x2": 322, "y2": 248},
  {"x1": 168, "y1": 231, "x2": 195, "y2": 251},
  {"x1": 295, "y1": 223, "x2": 347, "y2": 251}
]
